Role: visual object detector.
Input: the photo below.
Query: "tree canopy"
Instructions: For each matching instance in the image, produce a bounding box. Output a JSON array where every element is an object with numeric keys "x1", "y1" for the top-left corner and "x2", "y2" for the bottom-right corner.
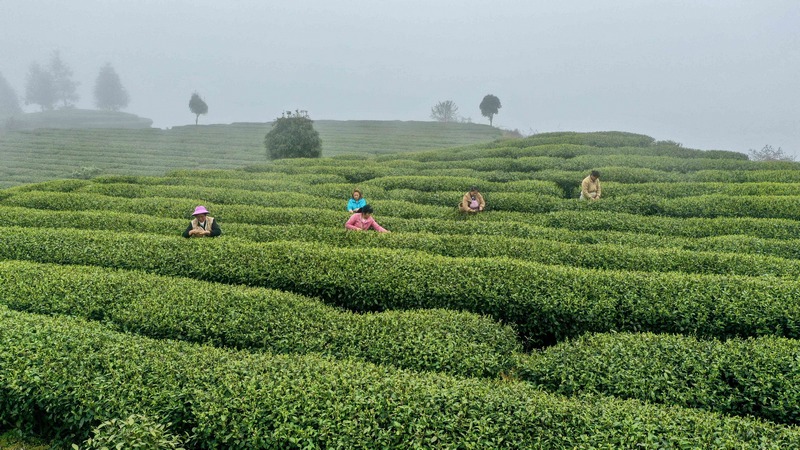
[
  {"x1": 0, "y1": 71, "x2": 22, "y2": 119},
  {"x1": 430, "y1": 100, "x2": 459, "y2": 123},
  {"x1": 94, "y1": 63, "x2": 129, "y2": 111},
  {"x1": 24, "y1": 62, "x2": 56, "y2": 111},
  {"x1": 189, "y1": 92, "x2": 208, "y2": 125},
  {"x1": 48, "y1": 50, "x2": 79, "y2": 108},
  {"x1": 264, "y1": 110, "x2": 322, "y2": 160},
  {"x1": 479, "y1": 94, "x2": 501, "y2": 126}
]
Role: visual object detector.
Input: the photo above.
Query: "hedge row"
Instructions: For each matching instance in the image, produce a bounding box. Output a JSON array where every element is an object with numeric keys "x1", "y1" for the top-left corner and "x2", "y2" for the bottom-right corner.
[
  {"x1": 6, "y1": 197, "x2": 800, "y2": 261},
  {"x1": 526, "y1": 210, "x2": 800, "y2": 240},
  {"x1": 519, "y1": 332, "x2": 800, "y2": 425},
  {"x1": 6, "y1": 205, "x2": 800, "y2": 278},
  {"x1": 15, "y1": 184, "x2": 800, "y2": 223},
  {"x1": 602, "y1": 181, "x2": 800, "y2": 198},
  {"x1": 75, "y1": 181, "x2": 566, "y2": 213},
  {"x1": 4, "y1": 307, "x2": 800, "y2": 449},
  {"x1": 0, "y1": 260, "x2": 518, "y2": 378},
  {"x1": 0, "y1": 190, "x2": 458, "y2": 222},
  {"x1": 591, "y1": 194, "x2": 800, "y2": 220},
  {"x1": 3, "y1": 227, "x2": 800, "y2": 348}
]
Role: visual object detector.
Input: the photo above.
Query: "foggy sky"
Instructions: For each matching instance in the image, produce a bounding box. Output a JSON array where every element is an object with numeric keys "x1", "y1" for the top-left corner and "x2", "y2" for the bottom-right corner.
[{"x1": 2, "y1": 0, "x2": 799, "y2": 156}]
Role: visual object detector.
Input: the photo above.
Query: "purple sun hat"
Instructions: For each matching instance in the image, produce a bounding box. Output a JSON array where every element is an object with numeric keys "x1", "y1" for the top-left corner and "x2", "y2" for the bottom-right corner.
[{"x1": 192, "y1": 206, "x2": 210, "y2": 216}]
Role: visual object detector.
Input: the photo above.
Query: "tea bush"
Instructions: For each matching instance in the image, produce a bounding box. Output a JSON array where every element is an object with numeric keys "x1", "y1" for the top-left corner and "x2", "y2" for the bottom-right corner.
[
  {"x1": 518, "y1": 332, "x2": 800, "y2": 425},
  {"x1": 0, "y1": 260, "x2": 519, "y2": 378},
  {"x1": 3, "y1": 307, "x2": 800, "y2": 449}
]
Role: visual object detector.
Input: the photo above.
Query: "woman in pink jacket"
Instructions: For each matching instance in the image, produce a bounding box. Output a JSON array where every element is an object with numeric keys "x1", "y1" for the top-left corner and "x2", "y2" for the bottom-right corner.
[{"x1": 345, "y1": 204, "x2": 389, "y2": 232}]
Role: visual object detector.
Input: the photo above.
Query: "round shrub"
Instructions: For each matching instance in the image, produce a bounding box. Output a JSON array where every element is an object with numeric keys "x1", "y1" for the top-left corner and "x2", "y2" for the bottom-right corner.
[{"x1": 264, "y1": 110, "x2": 322, "y2": 160}]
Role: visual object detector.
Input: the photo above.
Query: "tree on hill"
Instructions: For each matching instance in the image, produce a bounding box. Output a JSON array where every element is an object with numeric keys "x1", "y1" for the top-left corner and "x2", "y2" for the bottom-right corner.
[
  {"x1": 48, "y1": 50, "x2": 80, "y2": 108},
  {"x1": 0, "y1": 71, "x2": 22, "y2": 119},
  {"x1": 24, "y1": 62, "x2": 56, "y2": 111},
  {"x1": 479, "y1": 94, "x2": 501, "y2": 126},
  {"x1": 189, "y1": 92, "x2": 208, "y2": 125},
  {"x1": 748, "y1": 144, "x2": 794, "y2": 161},
  {"x1": 94, "y1": 63, "x2": 130, "y2": 111},
  {"x1": 430, "y1": 100, "x2": 459, "y2": 123},
  {"x1": 264, "y1": 110, "x2": 322, "y2": 160}
]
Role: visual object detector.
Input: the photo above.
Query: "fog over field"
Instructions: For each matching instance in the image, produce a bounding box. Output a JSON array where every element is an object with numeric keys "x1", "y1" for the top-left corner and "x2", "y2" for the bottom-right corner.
[{"x1": 2, "y1": 0, "x2": 798, "y2": 156}]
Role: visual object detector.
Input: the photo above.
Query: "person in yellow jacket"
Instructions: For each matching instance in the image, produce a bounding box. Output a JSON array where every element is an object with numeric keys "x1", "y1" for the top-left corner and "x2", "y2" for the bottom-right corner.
[
  {"x1": 580, "y1": 170, "x2": 601, "y2": 200},
  {"x1": 459, "y1": 186, "x2": 485, "y2": 213}
]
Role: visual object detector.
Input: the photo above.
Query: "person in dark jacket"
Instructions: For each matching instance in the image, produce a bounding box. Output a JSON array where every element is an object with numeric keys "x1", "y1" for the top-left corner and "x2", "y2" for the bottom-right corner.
[{"x1": 183, "y1": 205, "x2": 221, "y2": 238}]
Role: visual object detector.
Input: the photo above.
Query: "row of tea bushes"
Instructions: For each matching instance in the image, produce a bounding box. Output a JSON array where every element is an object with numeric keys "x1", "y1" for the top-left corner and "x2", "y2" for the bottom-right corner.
[
  {"x1": 4, "y1": 306, "x2": 800, "y2": 449},
  {"x1": 527, "y1": 210, "x2": 800, "y2": 240},
  {"x1": 0, "y1": 190, "x2": 460, "y2": 222},
  {"x1": 590, "y1": 194, "x2": 800, "y2": 220},
  {"x1": 7, "y1": 197, "x2": 800, "y2": 261},
  {"x1": 0, "y1": 260, "x2": 518, "y2": 378},
  {"x1": 14, "y1": 182, "x2": 800, "y2": 222},
  {"x1": 602, "y1": 181, "x2": 800, "y2": 198},
  {"x1": 685, "y1": 169, "x2": 800, "y2": 183},
  {"x1": 4, "y1": 227, "x2": 800, "y2": 347},
  {"x1": 5, "y1": 205, "x2": 800, "y2": 278},
  {"x1": 519, "y1": 332, "x2": 800, "y2": 425},
  {"x1": 75, "y1": 181, "x2": 567, "y2": 214}
]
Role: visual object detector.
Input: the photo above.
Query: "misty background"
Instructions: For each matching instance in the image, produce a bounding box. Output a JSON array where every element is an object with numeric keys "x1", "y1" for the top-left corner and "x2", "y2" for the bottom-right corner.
[{"x1": 2, "y1": 0, "x2": 798, "y2": 156}]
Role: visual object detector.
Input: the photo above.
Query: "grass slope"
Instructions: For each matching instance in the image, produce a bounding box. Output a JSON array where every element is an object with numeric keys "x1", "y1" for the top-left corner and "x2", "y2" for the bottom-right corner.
[{"x1": 0, "y1": 119, "x2": 502, "y2": 188}]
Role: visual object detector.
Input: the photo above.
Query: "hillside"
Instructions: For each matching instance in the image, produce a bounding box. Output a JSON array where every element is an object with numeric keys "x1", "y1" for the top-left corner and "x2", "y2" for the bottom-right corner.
[
  {"x1": 5, "y1": 131, "x2": 800, "y2": 448},
  {"x1": 0, "y1": 120, "x2": 502, "y2": 188}
]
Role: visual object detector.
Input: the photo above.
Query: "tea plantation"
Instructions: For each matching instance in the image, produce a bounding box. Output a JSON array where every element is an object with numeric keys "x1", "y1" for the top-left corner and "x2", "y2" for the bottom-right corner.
[{"x1": 3, "y1": 130, "x2": 800, "y2": 448}]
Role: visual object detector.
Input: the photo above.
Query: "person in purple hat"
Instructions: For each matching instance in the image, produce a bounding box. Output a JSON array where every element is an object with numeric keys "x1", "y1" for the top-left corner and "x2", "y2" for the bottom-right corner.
[{"x1": 182, "y1": 205, "x2": 222, "y2": 238}]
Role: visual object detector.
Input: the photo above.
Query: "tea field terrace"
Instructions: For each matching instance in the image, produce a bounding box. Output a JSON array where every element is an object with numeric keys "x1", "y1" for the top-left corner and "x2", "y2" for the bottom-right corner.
[{"x1": 5, "y1": 131, "x2": 800, "y2": 448}]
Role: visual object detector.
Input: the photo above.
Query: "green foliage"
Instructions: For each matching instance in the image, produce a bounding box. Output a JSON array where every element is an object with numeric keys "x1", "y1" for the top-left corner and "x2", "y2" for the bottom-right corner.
[
  {"x1": 3, "y1": 307, "x2": 800, "y2": 449},
  {"x1": 0, "y1": 260, "x2": 519, "y2": 378},
  {"x1": 79, "y1": 414, "x2": 185, "y2": 450},
  {"x1": 264, "y1": 110, "x2": 322, "y2": 160},
  {"x1": 10, "y1": 129, "x2": 800, "y2": 445},
  {"x1": 519, "y1": 332, "x2": 800, "y2": 425},
  {"x1": 188, "y1": 92, "x2": 208, "y2": 125},
  {"x1": 4, "y1": 227, "x2": 800, "y2": 349},
  {"x1": 93, "y1": 63, "x2": 129, "y2": 111},
  {"x1": 479, "y1": 94, "x2": 501, "y2": 126},
  {"x1": 0, "y1": 122, "x2": 501, "y2": 188}
]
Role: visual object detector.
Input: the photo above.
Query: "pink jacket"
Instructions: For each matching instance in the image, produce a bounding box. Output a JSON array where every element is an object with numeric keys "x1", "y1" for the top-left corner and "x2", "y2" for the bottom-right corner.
[{"x1": 345, "y1": 213, "x2": 388, "y2": 232}]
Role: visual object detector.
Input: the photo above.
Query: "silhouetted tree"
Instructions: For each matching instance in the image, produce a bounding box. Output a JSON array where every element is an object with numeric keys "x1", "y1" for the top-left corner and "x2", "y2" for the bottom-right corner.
[
  {"x1": 94, "y1": 63, "x2": 129, "y2": 111},
  {"x1": 48, "y1": 50, "x2": 79, "y2": 108},
  {"x1": 264, "y1": 110, "x2": 322, "y2": 160},
  {"x1": 189, "y1": 92, "x2": 208, "y2": 125},
  {"x1": 430, "y1": 100, "x2": 459, "y2": 123},
  {"x1": 24, "y1": 62, "x2": 56, "y2": 111},
  {"x1": 0, "y1": 71, "x2": 22, "y2": 119},
  {"x1": 748, "y1": 144, "x2": 794, "y2": 161},
  {"x1": 479, "y1": 94, "x2": 501, "y2": 126}
]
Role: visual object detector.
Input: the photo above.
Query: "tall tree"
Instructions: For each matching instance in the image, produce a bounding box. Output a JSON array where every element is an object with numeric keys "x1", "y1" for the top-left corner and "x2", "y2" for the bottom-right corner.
[
  {"x1": 48, "y1": 50, "x2": 79, "y2": 108},
  {"x1": 0, "y1": 71, "x2": 22, "y2": 119},
  {"x1": 24, "y1": 62, "x2": 56, "y2": 111},
  {"x1": 479, "y1": 94, "x2": 502, "y2": 126},
  {"x1": 189, "y1": 92, "x2": 208, "y2": 125},
  {"x1": 94, "y1": 63, "x2": 129, "y2": 111},
  {"x1": 430, "y1": 100, "x2": 459, "y2": 123}
]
